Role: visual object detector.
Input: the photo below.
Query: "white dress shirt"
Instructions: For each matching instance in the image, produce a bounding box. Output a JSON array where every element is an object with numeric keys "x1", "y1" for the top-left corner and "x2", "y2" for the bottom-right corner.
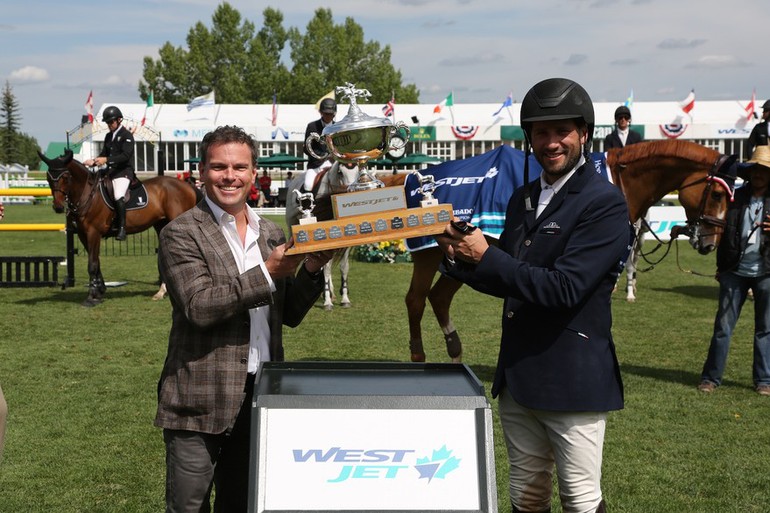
[{"x1": 536, "y1": 155, "x2": 585, "y2": 218}]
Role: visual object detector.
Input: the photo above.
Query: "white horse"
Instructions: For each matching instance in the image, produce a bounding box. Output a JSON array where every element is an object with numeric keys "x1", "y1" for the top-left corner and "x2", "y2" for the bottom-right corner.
[{"x1": 285, "y1": 163, "x2": 360, "y2": 311}]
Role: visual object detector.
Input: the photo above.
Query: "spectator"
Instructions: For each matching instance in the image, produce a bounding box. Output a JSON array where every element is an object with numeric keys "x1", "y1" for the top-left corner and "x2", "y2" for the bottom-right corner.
[
  {"x1": 698, "y1": 145, "x2": 770, "y2": 396},
  {"x1": 155, "y1": 125, "x2": 333, "y2": 512},
  {"x1": 746, "y1": 100, "x2": 770, "y2": 160},
  {"x1": 604, "y1": 105, "x2": 643, "y2": 149},
  {"x1": 303, "y1": 98, "x2": 337, "y2": 191},
  {"x1": 435, "y1": 78, "x2": 630, "y2": 513},
  {"x1": 258, "y1": 171, "x2": 272, "y2": 205}
]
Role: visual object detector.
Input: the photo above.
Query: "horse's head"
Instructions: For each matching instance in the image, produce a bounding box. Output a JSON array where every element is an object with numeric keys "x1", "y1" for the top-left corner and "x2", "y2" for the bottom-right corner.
[
  {"x1": 323, "y1": 161, "x2": 361, "y2": 195},
  {"x1": 38, "y1": 149, "x2": 75, "y2": 213},
  {"x1": 675, "y1": 154, "x2": 737, "y2": 254}
]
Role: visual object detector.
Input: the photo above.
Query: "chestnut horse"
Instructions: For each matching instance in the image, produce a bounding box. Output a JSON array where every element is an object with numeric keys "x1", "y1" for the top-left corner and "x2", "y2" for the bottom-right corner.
[
  {"x1": 39, "y1": 149, "x2": 200, "y2": 306},
  {"x1": 379, "y1": 140, "x2": 737, "y2": 362}
]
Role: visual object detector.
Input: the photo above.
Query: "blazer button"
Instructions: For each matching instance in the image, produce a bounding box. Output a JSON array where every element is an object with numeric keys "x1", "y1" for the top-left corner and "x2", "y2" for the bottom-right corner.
[
  {"x1": 240, "y1": 358, "x2": 248, "y2": 364},
  {"x1": 506, "y1": 311, "x2": 514, "y2": 319},
  {"x1": 523, "y1": 239, "x2": 531, "y2": 247}
]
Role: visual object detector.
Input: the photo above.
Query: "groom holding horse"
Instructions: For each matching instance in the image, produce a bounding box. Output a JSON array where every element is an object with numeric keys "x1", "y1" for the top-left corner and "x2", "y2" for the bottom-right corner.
[{"x1": 84, "y1": 105, "x2": 135, "y2": 241}]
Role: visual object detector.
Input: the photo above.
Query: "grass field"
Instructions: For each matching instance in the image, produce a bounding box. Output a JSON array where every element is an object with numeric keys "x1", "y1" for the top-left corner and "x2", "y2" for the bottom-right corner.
[{"x1": 1, "y1": 202, "x2": 769, "y2": 512}]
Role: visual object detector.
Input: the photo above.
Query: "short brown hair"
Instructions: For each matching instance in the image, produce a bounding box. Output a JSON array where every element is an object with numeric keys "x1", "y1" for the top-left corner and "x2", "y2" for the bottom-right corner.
[{"x1": 199, "y1": 126, "x2": 258, "y2": 166}]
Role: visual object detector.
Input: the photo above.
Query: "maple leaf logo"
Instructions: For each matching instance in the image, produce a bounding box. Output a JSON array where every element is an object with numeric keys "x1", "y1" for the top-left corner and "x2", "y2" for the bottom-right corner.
[{"x1": 414, "y1": 445, "x2": 461, "y2": 482}]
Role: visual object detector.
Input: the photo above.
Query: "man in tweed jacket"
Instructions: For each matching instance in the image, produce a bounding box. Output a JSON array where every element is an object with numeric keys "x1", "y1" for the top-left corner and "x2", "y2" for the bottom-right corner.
[{"x1": 155, "y1": 125, "x2": 331, "y2": 513}]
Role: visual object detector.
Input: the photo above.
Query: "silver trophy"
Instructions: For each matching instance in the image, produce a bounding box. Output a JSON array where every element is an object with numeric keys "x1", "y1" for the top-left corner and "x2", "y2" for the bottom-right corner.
[{"x1": 306, "y1": 83, "x2": 410, "y2": 192}]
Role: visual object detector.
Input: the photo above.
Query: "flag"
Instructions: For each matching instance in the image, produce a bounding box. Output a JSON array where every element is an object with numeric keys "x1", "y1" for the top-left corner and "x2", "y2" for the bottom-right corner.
[
  {"x1": 680, "y1": 89, "x2": 695, "y2": 114},
  {"x1": 271, "y1": 92, "x2": 278, "y2": 126},
  {"x1": 187, "y1": 91, "x2": 215, "y2": 111},
  {"x1": 382, "y1": 92, "x2": 395, "y2": 117},
  {"x1": 434, "y1": 92, "x2": 454, "y2": 114},
  {"x1": 141, "y1": 90, "x2": 154, "y2": 126},
  {"x1": 314, "y1": 90, "x2": 335, "y2": 111},
  {"x1": 745, "y1": 88, "x2": 756, "y2": 120},
  {"x1": 85, "y1": 90, "x2": 93, "y2": 123},
  {"x1": 492, "y1": 93, "x2": 513, "y2": 116},
  {"x1": 624, "y1": 89, "x2": 634, "y2": 109}
]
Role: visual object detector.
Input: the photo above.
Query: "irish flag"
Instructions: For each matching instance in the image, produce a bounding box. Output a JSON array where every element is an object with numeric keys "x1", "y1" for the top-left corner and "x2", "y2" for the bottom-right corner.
[
  {"x1": 141, "y1": 91, "x2": 154, "y2": 126},
  {"x1": 434, "y1": 92, "x2": 454, "y2": 114}
]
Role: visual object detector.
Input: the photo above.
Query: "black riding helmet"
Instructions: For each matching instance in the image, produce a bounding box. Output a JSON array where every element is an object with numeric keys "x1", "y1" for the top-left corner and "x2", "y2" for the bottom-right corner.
[
  {"x1": 763, "y1": 100, "x2": 770, "y2": 111},
  {"x1": 520, "y1": 78, "x2": 595, "y2": 210},
  {"x1": 520, "y1": 78, "x2": 595, "y2": 148},
  {"x1": 319, "y1": 98, "x2": 337, "y2": 114},
  {"x1": 614, "y1": 105, "x2": 632, "y2": 121},
  {"x1": 102, "y1": 106, "x2": 123, "y2": 123}
]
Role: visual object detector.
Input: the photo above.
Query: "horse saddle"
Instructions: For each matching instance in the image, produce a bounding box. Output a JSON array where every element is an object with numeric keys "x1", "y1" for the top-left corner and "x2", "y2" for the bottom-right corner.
[{"x1": 99, "y1": 178, "x2": 150, "y2": 211}]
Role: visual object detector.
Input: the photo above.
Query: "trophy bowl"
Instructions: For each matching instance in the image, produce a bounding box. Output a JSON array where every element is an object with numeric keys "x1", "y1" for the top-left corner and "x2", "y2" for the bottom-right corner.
[{"x1": 306, "y1": 83, "x2": 409, "y2": 191}]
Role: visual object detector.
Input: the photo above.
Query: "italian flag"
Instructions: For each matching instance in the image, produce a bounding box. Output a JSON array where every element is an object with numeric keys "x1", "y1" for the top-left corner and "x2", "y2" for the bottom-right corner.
[
  {"x1": 141, "y1": 91, "x2": 154, "y2": 126},
  {"x1": 434, "y1": 92, "x2": 454, "y2": 114}
]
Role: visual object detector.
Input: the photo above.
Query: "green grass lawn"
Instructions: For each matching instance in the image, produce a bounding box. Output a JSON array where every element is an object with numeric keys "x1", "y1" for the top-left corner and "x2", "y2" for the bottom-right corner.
[{"x1": 1, "y1": 203, "x2": 768, "y2": 512}]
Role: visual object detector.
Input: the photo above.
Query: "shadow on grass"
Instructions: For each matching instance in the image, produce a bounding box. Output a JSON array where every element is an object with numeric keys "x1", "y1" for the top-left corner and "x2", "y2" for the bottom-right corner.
[
  {"x1": 7, "y1": 285, "x2": 163, "y2": 306},
  {"x1": 649, "y1": 284, "x2": 717, "y2": 300},
  {"x1": 620, "y1": 363, "x2": 747, "y2": 390}
]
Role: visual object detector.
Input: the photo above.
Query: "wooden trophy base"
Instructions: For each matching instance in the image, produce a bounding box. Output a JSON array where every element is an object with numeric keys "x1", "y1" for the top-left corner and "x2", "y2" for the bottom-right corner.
[{"x1": 285, "y1": 203, "x2": 453, "y2": 255}]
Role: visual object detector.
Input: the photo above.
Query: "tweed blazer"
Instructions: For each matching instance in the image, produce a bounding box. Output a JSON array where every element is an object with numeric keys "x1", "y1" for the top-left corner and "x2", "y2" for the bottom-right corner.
[
  {"x1": 154, "y1": 200, "x2": 324, "y2": 434},
  {"x1": 445, "y1": 163, "x2": 631, "y2": 412}
]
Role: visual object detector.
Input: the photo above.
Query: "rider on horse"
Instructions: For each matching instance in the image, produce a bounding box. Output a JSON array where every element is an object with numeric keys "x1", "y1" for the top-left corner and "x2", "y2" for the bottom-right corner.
[{"x1": 84, "y1": 105, "x2": 136, "y2": 241}]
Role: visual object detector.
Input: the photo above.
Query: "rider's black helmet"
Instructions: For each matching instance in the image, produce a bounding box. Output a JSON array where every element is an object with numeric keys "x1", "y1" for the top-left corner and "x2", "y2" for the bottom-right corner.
[
  {"x1": 520, "y1": 78, "x2": 595, "y2": 147},
  {"x1": 614, "y1": 105, "x2": 632, "y2": 121},
  {"x1": 319, "y1": 98, "x2": 337, "y2": 114},
  {"x1": 102, "y1": 106, "x2": 123, "y2": 123},
  {"x1": 763, "y1": 100, "x2": 770, "y2": 111}
]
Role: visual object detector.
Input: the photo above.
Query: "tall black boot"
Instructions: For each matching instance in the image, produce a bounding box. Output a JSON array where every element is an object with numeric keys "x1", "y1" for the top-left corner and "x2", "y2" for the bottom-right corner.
[{"x1": 115, "y1": 198, "x2": 127, "y2": 241}]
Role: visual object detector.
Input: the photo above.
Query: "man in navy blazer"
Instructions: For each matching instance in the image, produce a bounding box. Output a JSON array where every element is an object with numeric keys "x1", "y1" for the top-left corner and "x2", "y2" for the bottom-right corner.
[
  {"x1": 436, "y1": 78, "x2": 631, "y2": 513},
  {"x1": 604, "y1": 105, "x2": 643, "y2": 150}
]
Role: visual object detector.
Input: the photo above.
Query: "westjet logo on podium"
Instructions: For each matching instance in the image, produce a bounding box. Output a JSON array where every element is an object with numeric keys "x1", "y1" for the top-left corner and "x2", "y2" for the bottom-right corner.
[{"x1": 292, "y1": 445, "x2": 461, "y2": 483}]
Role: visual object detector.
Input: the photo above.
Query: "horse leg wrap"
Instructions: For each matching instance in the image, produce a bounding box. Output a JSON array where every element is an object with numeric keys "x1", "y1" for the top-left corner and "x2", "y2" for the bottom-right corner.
[
  {"x1": 409, "y1": 340, "x2": 426, "y2": 362},
  {"x1": 444, "y1": 330, "x2": 462, "y2": 359}
]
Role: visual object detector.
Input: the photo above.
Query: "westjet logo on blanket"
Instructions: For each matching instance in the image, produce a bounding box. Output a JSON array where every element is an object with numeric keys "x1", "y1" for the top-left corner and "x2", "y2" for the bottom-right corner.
[
  {"x1": 408, "y1": 166, "x2": 499, "y2": 198},
  {"x1": 291, "y1": 445, "x2": 461, "y2": 484}
]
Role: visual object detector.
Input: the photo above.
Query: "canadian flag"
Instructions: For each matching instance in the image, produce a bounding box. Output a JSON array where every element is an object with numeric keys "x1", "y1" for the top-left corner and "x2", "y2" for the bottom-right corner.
[
  {"x1": 85, "y1": 90, "x2": 94, "y2": 123},
  {"x1": 680, "y1": 89, "x2": 695, "y2": 114}
]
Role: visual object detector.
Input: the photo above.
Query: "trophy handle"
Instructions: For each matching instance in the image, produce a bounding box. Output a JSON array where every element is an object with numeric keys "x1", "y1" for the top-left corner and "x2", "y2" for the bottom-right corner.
[
  {"x1": 305, "y1": 132, "x2": 328, "y2": 160},
  {"x1": 389, "y1": 123, "x2": 411, "y2": 150}
]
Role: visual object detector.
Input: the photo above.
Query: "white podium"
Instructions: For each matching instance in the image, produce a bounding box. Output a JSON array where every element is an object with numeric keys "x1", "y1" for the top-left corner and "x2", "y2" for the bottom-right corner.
[{"x1": 248, "y1": 361, "x2": 497, "y2": 513}]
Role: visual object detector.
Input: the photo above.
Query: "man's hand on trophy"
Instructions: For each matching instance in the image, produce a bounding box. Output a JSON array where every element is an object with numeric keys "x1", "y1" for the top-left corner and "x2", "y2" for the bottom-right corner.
[{"x1": 435, "y1": 218, "x2": 488, "y2": 265}]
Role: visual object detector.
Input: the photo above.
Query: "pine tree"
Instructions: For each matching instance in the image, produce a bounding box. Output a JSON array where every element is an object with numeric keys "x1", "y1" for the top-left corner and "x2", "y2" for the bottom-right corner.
[{"x1": 0, "y1": 80, "x2": 22, "y2": 164}]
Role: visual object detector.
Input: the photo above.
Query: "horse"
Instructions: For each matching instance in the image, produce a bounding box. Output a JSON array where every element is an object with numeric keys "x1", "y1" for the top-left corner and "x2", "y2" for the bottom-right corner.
[
  {"x1": 378, "y1": 139, "x2": 737, "y2": 362},
  {"x1": 284, "y1": 163, "x2": 360, "y2": 310},
  {"x1": 39, "y1": 149, "x2": 200, "y2": 307}
]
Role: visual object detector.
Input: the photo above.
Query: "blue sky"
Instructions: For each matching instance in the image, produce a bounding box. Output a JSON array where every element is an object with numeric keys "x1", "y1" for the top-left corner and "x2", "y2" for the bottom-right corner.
[{"x1": 3, "y1": 0, "x2": 767, "y2": 148}]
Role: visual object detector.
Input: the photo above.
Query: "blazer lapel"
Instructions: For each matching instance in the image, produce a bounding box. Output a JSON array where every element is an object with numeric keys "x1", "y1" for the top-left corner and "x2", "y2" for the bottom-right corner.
[{"x1": 194, "y1": 203, "x2": 240, "y2": 280}]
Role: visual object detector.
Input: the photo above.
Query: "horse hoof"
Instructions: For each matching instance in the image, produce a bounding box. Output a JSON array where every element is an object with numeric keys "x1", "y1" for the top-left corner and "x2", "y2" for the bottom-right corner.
[
  {"x1": 341, "y1": 301, "x2": 351, "y2": 308},
  {"x1": 411, "y1": 352, "x2": 426, "y2": 363},
  {"x1": 324, "y1": 304, "x2": 334, "y2": 311},
  {"x1": 82, "y1": 298, "x2": 102, "y2": 307},
  {"x1": 151, "y1": 293, "x2": 166, "y2": 301},
  {"x1": 451, "y1": 354, "x2": 463, "y2": 363}
]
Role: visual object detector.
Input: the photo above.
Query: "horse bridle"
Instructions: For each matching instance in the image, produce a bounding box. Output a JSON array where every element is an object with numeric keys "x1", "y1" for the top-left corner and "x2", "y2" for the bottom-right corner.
[
  {"x1": 671, "y1": 153, "x2": 736, "y2": 238},
  {"x1": 47, "y1": 166, "x2": 102, "y2": 218}
]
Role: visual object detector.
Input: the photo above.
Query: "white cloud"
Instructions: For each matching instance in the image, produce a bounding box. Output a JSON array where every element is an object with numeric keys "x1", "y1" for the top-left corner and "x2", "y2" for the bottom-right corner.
[
  {"x1": 685, "y1": 55, "x2": 750, "y2": 69},
  {"x1": 9, "y1": 66, "x2": 50, "y2": 84}
]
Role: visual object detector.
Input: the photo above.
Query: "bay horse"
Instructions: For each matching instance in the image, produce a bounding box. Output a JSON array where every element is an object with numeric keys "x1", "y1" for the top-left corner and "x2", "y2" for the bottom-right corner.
[
  {"x1": 285, "y1": 163, "x2": 361, "y2": 310},
  {"x1": 39, "y1": 149, "x2": 200, "y2": 306},
  {"x1": 379, "y1": 139, "x2": 737, "y2": 362}
]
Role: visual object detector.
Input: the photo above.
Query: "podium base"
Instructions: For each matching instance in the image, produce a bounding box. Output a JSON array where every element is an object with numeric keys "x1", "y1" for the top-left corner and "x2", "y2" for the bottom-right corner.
[{"x1": 286, "y1": 203, "x2": 453, "y2": 254}]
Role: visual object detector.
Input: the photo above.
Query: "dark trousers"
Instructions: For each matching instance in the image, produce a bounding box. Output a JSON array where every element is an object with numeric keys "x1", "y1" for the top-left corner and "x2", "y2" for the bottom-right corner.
[{"x1": 164, "y1": 377, "x2": 254, "y2": 513}]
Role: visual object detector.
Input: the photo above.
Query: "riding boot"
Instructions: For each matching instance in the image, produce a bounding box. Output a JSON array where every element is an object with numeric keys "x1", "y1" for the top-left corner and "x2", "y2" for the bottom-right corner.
[{"x1": 115, "y1": 198, "x2": 127, "y2": 241}]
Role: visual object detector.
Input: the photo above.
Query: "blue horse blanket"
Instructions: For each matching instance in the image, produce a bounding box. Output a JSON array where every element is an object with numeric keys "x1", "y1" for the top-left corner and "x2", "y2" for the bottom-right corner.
[{"x1": 403, "y1": 145, "x2": 608, "y2": 251}]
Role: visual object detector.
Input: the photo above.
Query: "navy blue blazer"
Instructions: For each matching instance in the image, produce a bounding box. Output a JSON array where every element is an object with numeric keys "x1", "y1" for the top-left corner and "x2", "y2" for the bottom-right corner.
[
  {"x1": 603, "y1": 128, "x2": 642, "y2": 150},
  {"x1": 445, "y1": 162, "x2": 631, "y2": 412}
]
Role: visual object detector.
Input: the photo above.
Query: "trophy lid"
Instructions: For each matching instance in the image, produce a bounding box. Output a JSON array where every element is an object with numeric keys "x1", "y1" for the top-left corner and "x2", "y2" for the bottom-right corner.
[{"x1": 321, "y1": 83, "x2": 393, "y2": 137}]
